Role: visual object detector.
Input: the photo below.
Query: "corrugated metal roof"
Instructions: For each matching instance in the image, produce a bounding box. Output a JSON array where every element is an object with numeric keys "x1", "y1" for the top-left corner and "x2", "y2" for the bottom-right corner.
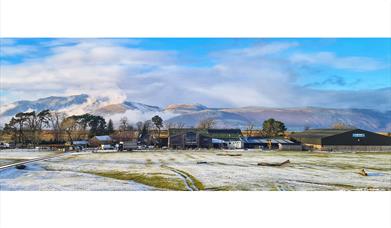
[
  {"x1": 73, "y1": 140, "x2": 88, "y2": 145},
  {"x1": 291, "y1": 129, "x2": 355, "y2": 139},
  {"x1": 242, "y1": 137, "x2": 295, "y2": 144},
  {"x1": 94, "y1": 135, "x2": 112, "y2": 141},
  {"x1": 207, "y1": 129, "x2": 242, "y2": 134},
  {"x1": 212, "y1": 138, "x2": 226, "y2": 144},
  {"x1": 168, "y1": 128, "x2": 242, "y2": 140},
  {"x1": 168, "y1": 128, "x2": 208, "y2": 136}
]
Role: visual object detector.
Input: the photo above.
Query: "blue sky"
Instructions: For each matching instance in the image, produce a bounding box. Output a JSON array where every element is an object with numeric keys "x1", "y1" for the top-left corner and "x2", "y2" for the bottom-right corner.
[{"x1": 0, "y1": 38, "x2": 390, "y2": 109}]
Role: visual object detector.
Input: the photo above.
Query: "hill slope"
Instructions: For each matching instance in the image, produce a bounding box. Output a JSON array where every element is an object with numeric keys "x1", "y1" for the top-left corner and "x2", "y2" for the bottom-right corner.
[
  {"x1": 1, "y1": 95, "x2": 389, "y2": 131},
  {"x1": 166, "y1": 106, "x2": 391, "y2": 131}
]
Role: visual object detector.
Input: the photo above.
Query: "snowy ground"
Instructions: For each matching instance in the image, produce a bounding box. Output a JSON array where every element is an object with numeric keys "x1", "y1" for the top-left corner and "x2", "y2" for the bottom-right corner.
[
  {"x1": 1, "y1": 149, "x2": 390, "y2": 191},
  {"x1": 0, "y1": 149, "x2": 59, "y2": 167}
]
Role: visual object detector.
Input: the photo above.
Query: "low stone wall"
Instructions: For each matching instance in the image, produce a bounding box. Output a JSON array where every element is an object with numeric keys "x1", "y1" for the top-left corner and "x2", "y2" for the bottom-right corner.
[{"x1": 322, "y1": 145, "x2": 391, "y2": 152}]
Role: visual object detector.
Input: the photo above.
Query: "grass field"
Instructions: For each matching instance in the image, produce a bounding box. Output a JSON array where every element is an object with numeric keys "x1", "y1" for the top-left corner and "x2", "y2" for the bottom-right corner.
[{"x1": 1, "y1": 149, "x2": 390, "y2": 191}]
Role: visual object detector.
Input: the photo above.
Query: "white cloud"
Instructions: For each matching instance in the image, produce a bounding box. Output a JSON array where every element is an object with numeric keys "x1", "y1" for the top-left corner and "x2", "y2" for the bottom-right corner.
[
  {"x1": 1, "y1": 39, "x2": 389, "y2": 112},
  {"x1": 1, "y1": 40, "x2": 176, "y2": 104},
  {"x1": 39, "y1": 38, "x2": 142, "y2": 48},
  {"x1": 211, "y1": 41, "x2": 298, "y2": 59},
  {"x1": 109, "y1": 109, "x2": 178, "y2": 127},
  {"x1": 290, "y1": 52, "x2": 387, "y2": 71},
  {"x1": 0, "y1": 45, "x2": 38, "y2": 56}
]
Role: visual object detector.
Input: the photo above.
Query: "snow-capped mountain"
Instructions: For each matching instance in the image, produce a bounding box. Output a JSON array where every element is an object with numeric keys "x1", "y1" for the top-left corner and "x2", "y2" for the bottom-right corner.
[
  {"x1": 1, "y1": 94, "x2": 91, "y2": 117},
  {"x1": 165, "y1": 107, "x2": 391, "y2": 131},
  {"x1": 0, "y1": 94, "x2": 161, "y2": 118},
  {"x1": 1, "y1": 94, "x2": 390, "y2": 131},
  {"x1": 165, "y1": 103, "x2": 209, "y2": 113}
]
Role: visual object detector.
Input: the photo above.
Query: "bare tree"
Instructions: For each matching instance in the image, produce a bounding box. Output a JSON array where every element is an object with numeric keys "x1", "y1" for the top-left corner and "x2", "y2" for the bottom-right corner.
[
  {"x1": 331, "y1": 122, "x2": 355, "y2": 129},
  {"x1": 246, "y1": 121, "x2": 256, "y2": 137},
  {"x1": 136, "y1": 121, "x2": 143, "y2": 132},
  {"x1": 22, "y1": 110, "x2": 51, "y2": 145},
  {"x1": 61, "y1": 117, "x2": 78, "y2": 142},
  {"x1": 197, "y1": 118, "x2": 216, "y2": 129},
  {"x1": 49, "y1": 111, "x2": 67, "y2": 142},
  {"x1": 176, "y1": 122, "x2": 186, "y2": 129},
  {"x1": 163, "y1": 121, "x2": 174, "y2": 130},
  {"x1": 7, "y1": 113, "x2": 28, "y2": 143},
  {"x1": 164, "y1": 121, "x2": 186, "y2": 129},
  {"x1": 119, "y1": 117, "x2": 129, "y2": 131}
]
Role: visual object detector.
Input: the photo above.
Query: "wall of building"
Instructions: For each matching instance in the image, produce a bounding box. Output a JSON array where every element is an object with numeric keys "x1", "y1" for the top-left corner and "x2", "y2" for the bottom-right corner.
[
  {"x1": 322, "y1": 145, "x2": 391, "y2": 152},
  {"x1": 88, "y1": 138, "x2": 112, "y2": 147},
  {"x1": 168, "y1": 132, "x2": 212, "y2": 149},
  {"x1": 278, "y1": 144, "x2": 303, "y2": 151},
  {"x1": 168, "y1": 134, "x2": 184, "y2": 149},
  {"x1": 323, "y1": 129, "x2": 391, "y2": 146},
  {"x1": 226, "y1": 140, "x2": 243, "y2": 149}
]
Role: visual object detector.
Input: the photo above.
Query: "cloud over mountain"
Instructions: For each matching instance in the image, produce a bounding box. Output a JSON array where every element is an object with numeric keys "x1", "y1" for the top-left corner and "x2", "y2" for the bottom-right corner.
[
  {"x1": 1, "y1": 94, "x2": 390, "y2": 131},
  {"x1": 0, "y1": 38, "x2": 389, "y2": 111}
]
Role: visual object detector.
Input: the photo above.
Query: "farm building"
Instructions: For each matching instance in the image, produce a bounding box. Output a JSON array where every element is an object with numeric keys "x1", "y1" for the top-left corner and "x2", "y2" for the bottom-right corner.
[
  {"x1": 89, "y1": 135, "x2": 113, "y2": 147},
  {"x1": 168, "y1": 128, "x2": 243, "y2": 149},
  {"x1": 72, "y1": 140, "x2": 88, "y2": 148},
  {"x1": 242, "y1": 137, "x2": 301, "y2": 150},
  {"x1": 291, "y1": 128, "x2": 391, "y2": 152},
  {"x1": 208, "y1": 129, "x2": 243, "y2": 149},
  {"x1": 168, "y1": 128, "x2": 211, "y2": 149}
]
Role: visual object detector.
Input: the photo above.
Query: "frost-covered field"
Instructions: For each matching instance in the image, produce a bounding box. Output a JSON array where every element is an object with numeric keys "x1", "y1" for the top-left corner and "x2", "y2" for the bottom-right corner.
[
  {"x1": 1, "y1": 149, "x2": 390, "y2": 191},
  {"x1": 0, "y1": 149, "x2": 59, "y2": 167}
]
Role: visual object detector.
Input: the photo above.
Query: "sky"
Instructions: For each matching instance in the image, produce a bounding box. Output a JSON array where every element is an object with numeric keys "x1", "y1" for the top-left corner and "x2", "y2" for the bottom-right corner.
[{"x1": 0, "y1": 38, "x2": 390, "y2": 110}]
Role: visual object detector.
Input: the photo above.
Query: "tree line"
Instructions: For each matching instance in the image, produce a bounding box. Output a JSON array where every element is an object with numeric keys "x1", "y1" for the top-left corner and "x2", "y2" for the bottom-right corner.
[
  {"x1": 1, "y1": 109, "x2": 289, "y2": 146},
  {"x1": 1, "y1": 110, "x2": 182, "y2": 146},
  {"x1": 245, "y1": 118, "x2": 287, "y2": 137},
  {"x1": 3, "y1": 110, "x2": 116, "y2": 145}
]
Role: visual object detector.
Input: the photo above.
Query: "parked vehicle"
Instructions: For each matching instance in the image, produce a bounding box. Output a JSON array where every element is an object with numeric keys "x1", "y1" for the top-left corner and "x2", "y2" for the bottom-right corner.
[
  {"x1": 101, "y1": 144, "x2": 114, "y2": 150},
  {"x1": 137, "y1": 145, "x2": 146, "y2": 150},
  {"x1": 118, "y1": 141, "x2": 138, "y2": 151},
  {"x1": 0, "y1": 142, "x2": 10, "y2": 149}
]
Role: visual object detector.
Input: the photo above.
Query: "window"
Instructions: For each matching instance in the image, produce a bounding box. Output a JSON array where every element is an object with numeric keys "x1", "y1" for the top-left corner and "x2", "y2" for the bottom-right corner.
[{"x1": 352, "y1": 133, "x2": 365, "y2": 138}]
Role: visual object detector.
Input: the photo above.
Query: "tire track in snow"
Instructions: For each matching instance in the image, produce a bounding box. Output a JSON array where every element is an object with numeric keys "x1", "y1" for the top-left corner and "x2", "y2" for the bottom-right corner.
[
  {"x1": 0, "y1": 153, "x2": 71, "y2": 171},
  {"x1": 162, "y1": 166, "x2": 199, "y2": 191}
]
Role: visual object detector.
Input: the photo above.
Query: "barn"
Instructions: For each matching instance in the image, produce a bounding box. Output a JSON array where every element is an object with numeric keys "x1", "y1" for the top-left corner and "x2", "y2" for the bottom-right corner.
[
  {"x1": 208, "y1": 129, "x2": 243, "y2": 149},
  {"x1": 168, "y1": 128, "x2": 211, "y2": 149},
  {"x1": 168, "y1": 128, "x2": 243, "y2": 149},
  {"x1": 242, "y1": 137, "x2": 300, "y2": 150},
  {"x1": 291, "y1": 128, "x2": 391, "y2": 152},
  {"x1": 89, "y1": 135, "x2": 113, "y2": 148}
]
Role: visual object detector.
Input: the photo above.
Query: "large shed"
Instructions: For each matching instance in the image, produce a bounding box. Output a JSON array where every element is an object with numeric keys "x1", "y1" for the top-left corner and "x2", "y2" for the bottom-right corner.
[
  {"x1": 89, "y1": 135, "x2": 113, "y2": 147},
  {"x1": 168, "y1": 128, "x2": 243, "y2": 149},
  {"x1": 242, "y1": 137, "x2": 300, "y2": 150},
  {"x1": 168, "y1": 128, "x2": 210, "y2": 149},
  {"x1": 291, "y1": 128, "x2": 391, "y2": 152}
]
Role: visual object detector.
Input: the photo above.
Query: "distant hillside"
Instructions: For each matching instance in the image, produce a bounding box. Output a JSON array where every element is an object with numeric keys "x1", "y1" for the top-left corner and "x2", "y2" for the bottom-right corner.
[
  {"x1": 165, "y1": 104, "x2": 208, "y2": 113},
  {"x1": 166, "y1": 106, "x2": 391, "y2": 131},
  {"x1": 1, "y1": 94, "x2": 390, "y2": 131},
  {"x1": 0, "y1": 94, "x2": 90, "y2": 116},
  {"x1": 0, "y1": 94, "x2": 161, "y2": 118}
]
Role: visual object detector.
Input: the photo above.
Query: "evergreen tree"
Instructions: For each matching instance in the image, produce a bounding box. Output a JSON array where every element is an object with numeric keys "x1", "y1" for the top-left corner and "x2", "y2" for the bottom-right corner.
[
  {"x1": 107, "y1": 119, "x2": 114, "y2": 134},
  {"x1": 262, "y1": 118, "x2": 287, "y2": 137},
  {"x1": 152, "y1": 115, "x2": 163, "y2": 146}
]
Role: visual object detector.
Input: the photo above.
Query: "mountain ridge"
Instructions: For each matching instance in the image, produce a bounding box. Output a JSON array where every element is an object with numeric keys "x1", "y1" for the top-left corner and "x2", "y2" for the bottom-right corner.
[{"x1": 1, "y1": 94, "x2": 390, "y2": 131}]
